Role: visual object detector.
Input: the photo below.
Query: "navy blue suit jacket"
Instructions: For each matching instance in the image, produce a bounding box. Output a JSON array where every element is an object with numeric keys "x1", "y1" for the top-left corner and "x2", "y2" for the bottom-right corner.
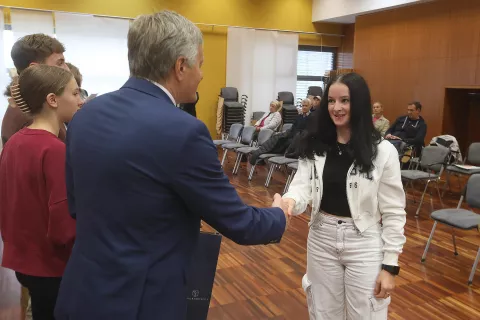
[{"x1": 54, "y1": 78, "x2": 286, "y2": 320}]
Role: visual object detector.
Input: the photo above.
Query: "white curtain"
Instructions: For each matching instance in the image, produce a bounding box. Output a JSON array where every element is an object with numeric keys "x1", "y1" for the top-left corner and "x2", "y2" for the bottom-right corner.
[
  {"x1": 55, "y1": 13, "x2": 130, "y2": 96},
  {"x1": 6, "y1": 9, "x2": 55, "y2": 69},
  {"x1": 226, "y1": 28, "x2": 298, "y2": 121}
]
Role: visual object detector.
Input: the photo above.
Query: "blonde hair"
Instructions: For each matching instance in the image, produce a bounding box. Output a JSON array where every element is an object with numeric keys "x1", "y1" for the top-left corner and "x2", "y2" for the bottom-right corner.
[{"x1": 270, "y1": 100, "x2": 281, "y2": 111}]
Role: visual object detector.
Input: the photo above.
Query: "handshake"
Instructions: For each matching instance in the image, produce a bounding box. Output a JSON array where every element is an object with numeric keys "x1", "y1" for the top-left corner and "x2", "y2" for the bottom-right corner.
[{"x1": 272, "y1": 193, "x2": 295, "y2": 231}]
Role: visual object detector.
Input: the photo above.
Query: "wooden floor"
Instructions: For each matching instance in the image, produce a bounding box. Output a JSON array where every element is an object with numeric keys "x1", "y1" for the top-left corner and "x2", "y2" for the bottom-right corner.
[{"x1": 1, "y1": 153, "x2": 479, "y2": 319}]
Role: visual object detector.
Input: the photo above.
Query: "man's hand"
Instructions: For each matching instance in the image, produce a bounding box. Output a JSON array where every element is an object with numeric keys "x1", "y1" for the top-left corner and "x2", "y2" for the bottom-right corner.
[
  {"x1": 272, "y1": 193, "x2": 292, "y2": 231},
  {"x1": 385, "y1": 134, "x2": 393, "y2": 140},
  {"x1": 374, "y1": 270, "x2": 396, "y2": 299}
]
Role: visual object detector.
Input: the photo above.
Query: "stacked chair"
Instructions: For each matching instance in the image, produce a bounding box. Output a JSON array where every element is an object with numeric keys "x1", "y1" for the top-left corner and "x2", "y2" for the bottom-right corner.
[
  {"x1": 220, "y1": 87, "x2": 247, "y2": 134},
  {"x1": 278, "y1": 91, "x2": 297, "y2": 124},
  {"x1": 307, "y1": 86, "x2": 323, "y2": 97},
  {"x1": 421, "y1": 174, "x2": 480, "y2": 285}
]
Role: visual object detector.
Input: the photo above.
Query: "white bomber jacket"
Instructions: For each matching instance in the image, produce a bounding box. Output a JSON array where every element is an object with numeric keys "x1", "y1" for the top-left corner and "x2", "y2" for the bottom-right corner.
[{"x1": 283, "y1": 140, "x2": 407, "y2": 266}]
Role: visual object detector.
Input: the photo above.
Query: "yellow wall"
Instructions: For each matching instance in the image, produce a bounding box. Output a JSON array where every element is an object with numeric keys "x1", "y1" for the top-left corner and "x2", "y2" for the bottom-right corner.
[{"x1": 1, "y1": 0, "x2": 343, "y2": 136}]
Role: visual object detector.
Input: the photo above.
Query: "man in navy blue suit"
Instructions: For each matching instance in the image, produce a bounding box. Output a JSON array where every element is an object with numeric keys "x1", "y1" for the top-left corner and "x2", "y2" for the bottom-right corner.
[{"x1": 54, "y1": 10, "x2": 290, "y2": 320}]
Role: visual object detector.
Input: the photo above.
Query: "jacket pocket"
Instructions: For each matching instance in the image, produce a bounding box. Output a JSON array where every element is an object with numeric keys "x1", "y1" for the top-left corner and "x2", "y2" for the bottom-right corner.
[
  {"x1": 302, "y1": 275, "x2": 317, "y2": 320},
  {"x1": 369, "y1": 296, "x2": 390, "y2": 319}
]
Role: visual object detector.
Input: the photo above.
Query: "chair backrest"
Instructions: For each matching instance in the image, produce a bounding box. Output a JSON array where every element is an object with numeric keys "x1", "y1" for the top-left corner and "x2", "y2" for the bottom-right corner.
[
  {"x1": 281, "y1": 123, "x2": 293, "y2": 132},
  {"x1": 419, "y1": 146, "x2": 450, "y2": 172},
  {"x1": 466, "y1": 174, "x2": 480, "y2": 209},
  {"x1": 308, "y1": 86, "x2": 323, "y2": 97},
  {"x1": 252, "y1": 111, "x2": 265, "y2": 121},
  {"x1": 278, "y1": 92, "x2": 294, "y2": 105},
  {"x1": 257, "y1": 129, "x2": 274, "y2": 146},
  {"x1": 240, "y1": 126, "x2": 257, "y2": 145},
  {"x1": 229, "y1": 123, "x2": 243, "y2": 141},
  {"x1": 467, "y1": 142, "x2": 480, "y2": 165},
  {"x1": 220, "y1": 87, "x2": 238, "y2": 102}
]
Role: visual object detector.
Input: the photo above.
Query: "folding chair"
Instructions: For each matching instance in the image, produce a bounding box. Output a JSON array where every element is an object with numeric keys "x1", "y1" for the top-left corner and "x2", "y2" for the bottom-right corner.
[
  {"x1": 421, "y1": 174, "x2": 480, "y2": 285},
  {"x1": 265, "y1": 156, "x2": 298, "y2": 188},
  {"x1": 213, "y1": 123, "x2": 243, "y2": 146},
  {"x1": 400, "y1": 146, "x2": 450, "y2": 216},
  {"x1": 443, "y1": 142, "x2": 480, "y2": 194},
  {"x1": 221, "y1": 126, "x2": 256, "y2": 167},
  {"x1": 232, "y1": 129, "x2": 274, "y2": 175}
]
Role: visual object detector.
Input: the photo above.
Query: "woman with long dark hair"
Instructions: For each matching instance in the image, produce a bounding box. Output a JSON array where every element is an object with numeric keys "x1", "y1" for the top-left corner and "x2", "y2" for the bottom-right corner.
[{"x1": 283, "y1": 73, "x2": 406, "y2": 319}]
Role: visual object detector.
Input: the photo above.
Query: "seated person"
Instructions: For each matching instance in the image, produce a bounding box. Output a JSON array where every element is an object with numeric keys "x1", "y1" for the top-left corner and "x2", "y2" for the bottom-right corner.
[
  {"x1": 249, "y1": 99, "x2": 312, "y2": 164},
  {"x1": 372, "y1": 101, "x2": 390, "y2": 136},
  {"x1": 311, "y1": 96, "x2": 321, "y2": 112},
  {"x1": 385, "y1": 101, "x2": 427, "y2": 154},
  {"x1": 255, "y1": 100, "x2": 282, "y2": 132}
]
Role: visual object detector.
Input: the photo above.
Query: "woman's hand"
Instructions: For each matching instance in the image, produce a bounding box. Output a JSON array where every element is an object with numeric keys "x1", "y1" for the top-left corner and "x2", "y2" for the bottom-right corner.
[
  {"x1": 282, "y1": 198, "x2": 296, "y2": 216},
  {"x1": 374, "y1": 270, "x2": 395, "y2": 299}
]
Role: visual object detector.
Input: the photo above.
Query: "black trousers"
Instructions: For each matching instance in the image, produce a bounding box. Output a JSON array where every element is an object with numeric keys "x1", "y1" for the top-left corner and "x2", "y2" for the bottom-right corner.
[{"x1": 15, "y1": 272, "x2": 61, "y2": 320}]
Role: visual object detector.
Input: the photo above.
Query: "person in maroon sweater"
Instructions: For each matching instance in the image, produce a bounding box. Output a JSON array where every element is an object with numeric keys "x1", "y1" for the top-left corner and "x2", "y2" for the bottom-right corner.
[
  {"x1": 1, "y1": 33, "x2": 70, "y2": 147},
  {"x1": 0, "y1": 64, "x2": 83, "y2": 319}
]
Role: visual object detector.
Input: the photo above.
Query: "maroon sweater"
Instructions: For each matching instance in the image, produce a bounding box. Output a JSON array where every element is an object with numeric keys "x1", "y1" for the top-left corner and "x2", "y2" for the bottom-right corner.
[
  {"x1": 0, "y1": 128, "x2": 75, "y2": 277},
  {"x1": 1, "y1": 106, "x2": 66, "y2": 146}
]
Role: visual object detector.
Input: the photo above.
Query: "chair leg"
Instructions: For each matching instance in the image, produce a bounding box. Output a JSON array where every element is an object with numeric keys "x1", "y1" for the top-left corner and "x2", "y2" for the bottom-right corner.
[
  {"x1": 468, "y1": 247, "x2": 480, "y2": 286},
  {"x1": 248, "y1": 164, "x2": 256, "y2": 181},
  {"x1": 233, "y1": 153, "x2": 242, "y2": 174},
  {"x1": 416, "y1": 180, "x2": 431, "y2": 216},
  {"x1": 221, "y1": 149, "x2": 228, "y2": 167},
  {"x1": 435, "y1": 180, "x2": 444, "y2": 209},
  {"x1": 452, "y1": 229, "x2": 458, "y2": 256},
  {"x1": 284, "y1": 173, "x2": 293, "y2": 194},
  {"x1": 442, "y1": 171, "x2": 451, "y2": 197},
  {"x1": 421, "y1": 221, "x2": 438, "y2": 262},
  {"x1": 265, "y1": 164, "x2": 276, "y2": 188}
]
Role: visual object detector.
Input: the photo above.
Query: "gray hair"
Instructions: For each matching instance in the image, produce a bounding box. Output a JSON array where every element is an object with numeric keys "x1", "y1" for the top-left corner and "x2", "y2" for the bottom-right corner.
[
  {"x1": 302, "y1": 98, "x2": 312, "y2": 106},
  {"x1": 128, "y1": 11, "x2": 203, "y2": 82}
]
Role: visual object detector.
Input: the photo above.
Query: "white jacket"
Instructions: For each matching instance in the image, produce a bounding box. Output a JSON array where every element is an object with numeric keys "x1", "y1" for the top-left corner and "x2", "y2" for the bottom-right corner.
[
  {"x1": 283, "y1": 140, "x2": 406, "y2": 266},
  {"x1": 255, "y1": 111, "x2": 282, "y2": 131}
]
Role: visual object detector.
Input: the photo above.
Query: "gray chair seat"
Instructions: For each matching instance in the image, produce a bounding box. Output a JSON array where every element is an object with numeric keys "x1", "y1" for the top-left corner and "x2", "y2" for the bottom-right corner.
[
  {"x1": 446, "y1": 165, "x2": 480, "y2": 175},
  {"x1": 259, "y1": 153, "x2": 283, "y2": 160},
  {"x1": 401, "y1": 170, "x2": 438, "y2": 180},
  {"x1": 287, "y1": 162, "x2": 298, "y2": 170},
  {"x1": 431, "y1": 209, "x2": 480, "y2": 230},
  {"x1": 236, "y1": 146, "x2": 258, "y2": 154},
  {"x1": 213, "y1": 140, "x2": 232, "y2": 146},
  {"x1": 268, "y1": 156, "x2": 298, "y2": 165},
  {"x1": 223, "y1": 143, "x2": 245, "y2": 150}
]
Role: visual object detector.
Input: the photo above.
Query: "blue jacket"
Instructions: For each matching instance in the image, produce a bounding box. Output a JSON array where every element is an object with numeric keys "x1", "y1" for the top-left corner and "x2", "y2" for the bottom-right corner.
[{"x1": 54, "y1": 78, "x2": 286, "y2": 320}]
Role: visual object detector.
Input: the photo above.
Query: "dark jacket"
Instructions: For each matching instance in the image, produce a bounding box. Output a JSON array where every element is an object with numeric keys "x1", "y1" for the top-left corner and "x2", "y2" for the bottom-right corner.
[
  {"x1": 54, "y1": 78, "x2": 286, "y2": 320},
  {"x1": 385, "y1": 115, "x2": 427, "y2": 147}
]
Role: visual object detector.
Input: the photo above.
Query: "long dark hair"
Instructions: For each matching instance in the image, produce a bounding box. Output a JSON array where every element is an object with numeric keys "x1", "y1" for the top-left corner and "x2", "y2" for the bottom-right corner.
[{"x1": 297, "y1": 72, "x2": 381, "y2": 173}]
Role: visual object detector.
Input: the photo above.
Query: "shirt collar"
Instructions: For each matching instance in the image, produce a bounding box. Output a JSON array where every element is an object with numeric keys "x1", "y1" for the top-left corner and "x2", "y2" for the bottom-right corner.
[{"x1": 149, "y1": 81, "x2": 176, "y2": 105}]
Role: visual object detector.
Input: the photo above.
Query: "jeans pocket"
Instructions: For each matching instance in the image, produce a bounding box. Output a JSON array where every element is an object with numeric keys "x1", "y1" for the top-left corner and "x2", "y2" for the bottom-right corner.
[
  {"x1": 369, "y1": 296, "x2": 390, "y2": 319},
  {"x1": 302, "y1": 275, "x2": 317, "y2": 320}
]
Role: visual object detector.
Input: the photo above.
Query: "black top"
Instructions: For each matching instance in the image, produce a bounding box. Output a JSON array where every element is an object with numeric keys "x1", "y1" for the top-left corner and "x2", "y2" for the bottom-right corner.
[{"x1": 320, "y1": 143, "x2": 354, "y2": 217}]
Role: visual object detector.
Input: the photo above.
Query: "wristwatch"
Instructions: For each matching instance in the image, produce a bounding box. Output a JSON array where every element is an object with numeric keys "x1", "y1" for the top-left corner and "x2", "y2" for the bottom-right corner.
[{"x1": 382, "y1": 264, "x2": 400, "y2": 276}]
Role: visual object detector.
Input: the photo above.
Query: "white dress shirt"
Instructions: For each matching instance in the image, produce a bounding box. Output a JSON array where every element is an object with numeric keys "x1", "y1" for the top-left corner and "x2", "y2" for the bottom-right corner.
[{"x1": 150, "y1": 81, "x2": 176, "y2": 105}]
